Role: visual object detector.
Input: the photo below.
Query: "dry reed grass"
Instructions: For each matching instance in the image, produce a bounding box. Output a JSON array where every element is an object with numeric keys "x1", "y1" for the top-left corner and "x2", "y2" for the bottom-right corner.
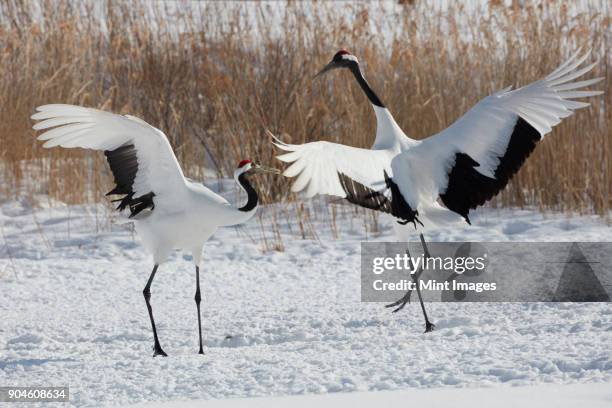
[{"x1": 0, "y1": 0, "x2": 609, "y2": 234}]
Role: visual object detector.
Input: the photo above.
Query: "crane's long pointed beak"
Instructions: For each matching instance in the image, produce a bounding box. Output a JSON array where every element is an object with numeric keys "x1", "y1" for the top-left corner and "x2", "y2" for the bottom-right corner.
[{"x1": 313, "y1": 62, "x2": 337, "y2": 80}]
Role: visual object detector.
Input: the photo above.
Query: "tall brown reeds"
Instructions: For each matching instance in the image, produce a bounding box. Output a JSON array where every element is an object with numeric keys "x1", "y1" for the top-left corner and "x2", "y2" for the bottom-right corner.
[{"x1": 0, "y1": 0, "x2": 609, "y2": 223}]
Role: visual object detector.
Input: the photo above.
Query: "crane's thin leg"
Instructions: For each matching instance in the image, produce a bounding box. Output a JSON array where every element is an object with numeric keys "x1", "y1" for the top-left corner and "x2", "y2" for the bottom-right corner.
[
  {"x1": 416, "y1": 234, "x2": 435, "y2": 332},
  {"x1": 414, "y1": 275, "x2": 435, "y2": 333},
  {"x1": 143, "y1": 264, "x2": 167, "y2": 357},
  {"x1": 385, "y1": 234, "x2": 435, "y2": 333},
  {"x1": 194, "y1": 266, "x2": 204, "y2": 355},
  {"x1": 385, "y1": 266, "x2": 418, "y2": 311},
  {"x1": 419, "y1": 233, "x2": 431, "y2": 258},
  {"x1": 385, "y1": 237, "x2": 426, "y2": 311}
]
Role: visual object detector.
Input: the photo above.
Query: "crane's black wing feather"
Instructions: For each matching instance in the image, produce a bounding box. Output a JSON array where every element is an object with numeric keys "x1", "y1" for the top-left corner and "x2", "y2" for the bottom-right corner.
[
  {"x1": 104, "y1": 143, "x2": 155, "y2": 218},
  {"x1": 440, "y1": 117, "x2": 540, "y2": 223},
  {"x1": 337, "y1": 172, "x2": 422, "y2": 228}
]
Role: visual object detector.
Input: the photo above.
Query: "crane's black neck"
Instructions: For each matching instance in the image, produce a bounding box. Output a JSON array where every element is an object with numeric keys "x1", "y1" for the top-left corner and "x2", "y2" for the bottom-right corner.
[
  {"x1": 238, "y1": 173, "x2": 258, "y2": 212},
  {"x1": 348, "y1": 63, "x2": 385, "y2": 108}
]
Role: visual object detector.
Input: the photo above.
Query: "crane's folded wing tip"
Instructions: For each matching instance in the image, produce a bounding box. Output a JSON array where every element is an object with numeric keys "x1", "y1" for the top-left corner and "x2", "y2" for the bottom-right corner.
[
  {"x1": 264, "y1": 128, "x2": 278, "y2": 140},
  {"x1": 293, "y1": 176, "x2": 311, "y2": 192},
  {"x1": 267, "y1": 130, "x2": 286, "y2": 144},
  {"x1": 36, "y1": 103, "x2": 78, "y2": 111},
  {"x1": 282, "y1": 169, "x2": 295, "y2": 178},
  {"x1": 31, "y1": 110, "x2": 53, "y2": 120},
  {"x1": 272, "y1": 141, "x2": 289, "y2": 150},
  {"x1": 561, "y1": 90, "x2": 604, "y2": 98},
  {"x1": 35, "y1": 104, "x2": 53, "y2": 111},
  {"x1": 276, "y1": 152, "x2": 298, "y2": 162}
]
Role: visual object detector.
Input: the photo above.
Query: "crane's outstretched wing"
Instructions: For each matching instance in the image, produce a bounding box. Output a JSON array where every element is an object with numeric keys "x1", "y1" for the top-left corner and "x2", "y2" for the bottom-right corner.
[
  {"x1": 32, "y1": 104, "x2": 188, "y2": 217},
  {"x1": 273, "y1": 135, "x2": 393, "y2": 198},
  {"x1": 390, "y1": 49, "x2": 603, "y2": 223}
]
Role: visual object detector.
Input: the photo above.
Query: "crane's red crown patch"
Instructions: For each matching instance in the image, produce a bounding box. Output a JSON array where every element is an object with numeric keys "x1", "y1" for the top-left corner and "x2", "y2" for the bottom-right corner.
[{"x1": 238, "y1": 159, "x2": 252, "y2": 168}]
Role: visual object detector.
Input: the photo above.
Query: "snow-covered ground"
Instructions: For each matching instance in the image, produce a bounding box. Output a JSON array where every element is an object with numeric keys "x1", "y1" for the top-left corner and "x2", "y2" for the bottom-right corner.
[{"x1": 0, "y1": 194, "x2": 611, "y2": 407}]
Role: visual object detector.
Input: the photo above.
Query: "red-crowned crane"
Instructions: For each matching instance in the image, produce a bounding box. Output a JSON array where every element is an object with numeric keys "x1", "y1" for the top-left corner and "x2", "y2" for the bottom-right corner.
[
  {"x1": 32, "y1": 104, "x2": 279, "y2": 356},
  {"x1": 273, "y1": 49, "x2": 603, "y2": 332}
]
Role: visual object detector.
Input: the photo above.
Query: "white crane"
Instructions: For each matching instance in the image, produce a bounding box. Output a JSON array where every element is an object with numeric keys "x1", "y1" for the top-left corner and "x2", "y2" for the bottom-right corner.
[
  {"x1": 273, "y1": 49, "x2": 603, "y2": 332},
  {"x1": 32, "y1": 104, "x2": 279, "y2": 356}
]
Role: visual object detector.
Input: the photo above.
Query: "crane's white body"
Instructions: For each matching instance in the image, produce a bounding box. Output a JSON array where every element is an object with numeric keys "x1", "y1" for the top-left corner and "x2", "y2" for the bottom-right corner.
[
  {"x1": 134, "y1": 186, "x2": 254, "y2": 265},
  {"x1": 32, "y1": 105, "x2": 256, "y2": 265},
  {"x1": 275, "y1": 49, "x2": 602, "y2": 231}
]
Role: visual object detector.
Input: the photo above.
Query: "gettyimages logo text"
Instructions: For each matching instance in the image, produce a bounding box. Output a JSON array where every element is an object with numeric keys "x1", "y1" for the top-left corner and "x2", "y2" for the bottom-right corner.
[{"x1": 371, "y1": 252, "x2": 487, "y2": 275}]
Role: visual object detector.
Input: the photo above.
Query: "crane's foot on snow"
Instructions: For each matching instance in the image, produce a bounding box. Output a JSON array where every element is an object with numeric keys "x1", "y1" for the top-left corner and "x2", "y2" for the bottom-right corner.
[
  {"x1": 385, "y1": 291, "x2": 412, "y2": 313},
  {"x1": 424, "y1": 321, "x2": 435, "y2": 333},
  {"x1": 153, "y1": 344, "x2": 168, "y2": 357}
]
